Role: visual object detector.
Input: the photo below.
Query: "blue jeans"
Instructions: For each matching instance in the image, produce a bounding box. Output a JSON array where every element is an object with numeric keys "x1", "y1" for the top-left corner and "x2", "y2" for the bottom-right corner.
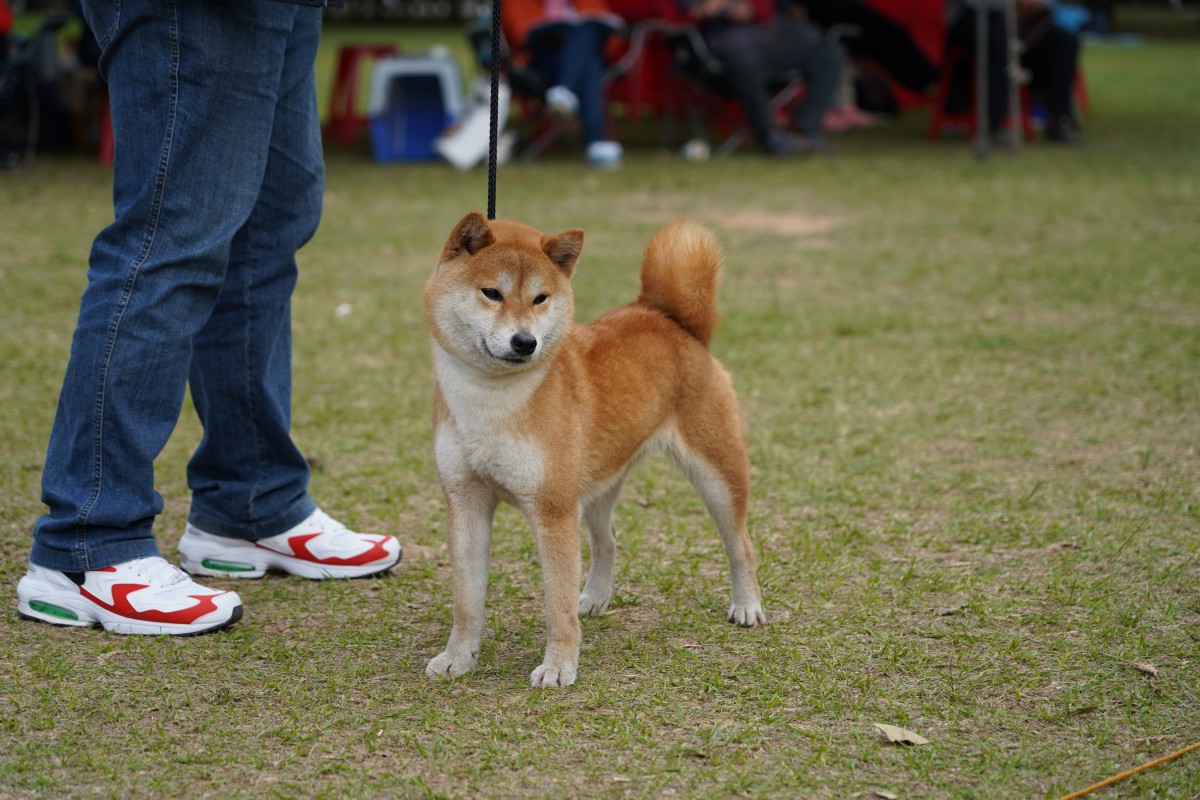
[
  {"x1": 31, "y1": 0, "x2": 324, "y2": 572},
  {"x1": 526, "y1": 21, "x2": 612, "y2": 145}
]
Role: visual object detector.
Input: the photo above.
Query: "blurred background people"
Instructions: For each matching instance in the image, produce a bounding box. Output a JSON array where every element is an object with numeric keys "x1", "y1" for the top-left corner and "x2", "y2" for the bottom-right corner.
[
  {"x1": 945, "y1": 0, "x2": 1085, "y2": 144},
  {"x1": 502, "y1": 0, "x2": 627, "y2": 166},
  {"x1": 677, "y1": 0, "x2": 844, "y2": 155}
]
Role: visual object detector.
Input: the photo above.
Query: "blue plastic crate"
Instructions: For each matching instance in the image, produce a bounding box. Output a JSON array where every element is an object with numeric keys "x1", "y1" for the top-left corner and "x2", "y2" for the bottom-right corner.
[{"x1": 367, "y1": 57, "x2": 463, "y2": 163}]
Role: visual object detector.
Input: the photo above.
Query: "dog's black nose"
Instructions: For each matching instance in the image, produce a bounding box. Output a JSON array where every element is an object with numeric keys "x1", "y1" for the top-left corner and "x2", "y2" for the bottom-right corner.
[{"x1": 511, "y1": 332, "x2": 537, "y2": 357}]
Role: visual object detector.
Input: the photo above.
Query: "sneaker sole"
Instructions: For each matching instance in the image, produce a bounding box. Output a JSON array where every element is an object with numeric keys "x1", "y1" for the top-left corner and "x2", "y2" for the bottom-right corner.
[
  {"x1": 16, "y1": 596, "x2": 243, "y2": 637},
  {"x1": 179, "y1": 535, "x2": 402, "y2": 581}
]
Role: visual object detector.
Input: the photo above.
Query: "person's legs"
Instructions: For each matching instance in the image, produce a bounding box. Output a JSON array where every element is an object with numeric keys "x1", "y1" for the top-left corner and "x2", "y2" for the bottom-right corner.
[
  {"x1": 945, "y1": 10, "x2": 1008, "y2": 131},
  {"x1": 803, "y1": 0, "x2": 937, "y2": 93},
  {"x1": 173, "y1": 6, "x2": 401, "y2": 577},
  {"x1": 525, "y1": 27, "x2": 566, "y2": 83},
  {"x1": 1024, "y1": 25, "x2": 1082, "y2": 143},
  {"x1": 31, "y1": 0, "x2": 303, "y2": 572},
  {"x1": 525, "y1": 21, "x2": 620, "y2": 163},
  {"x1": 1023, "y1": 25, "x2": 1079, "y2": 120},
  {"x1": 554, "y1": 21, "x2": 608, "y2": 145},
  {"x1": 764, "y1": 19, "x2": 844, "y2": 137},
  {"x1": 185, "y1": 7, "x2": 323, "y2": 541},
  {"x1": 713, "y1": 44, "x2": 774, "y2": 148}
]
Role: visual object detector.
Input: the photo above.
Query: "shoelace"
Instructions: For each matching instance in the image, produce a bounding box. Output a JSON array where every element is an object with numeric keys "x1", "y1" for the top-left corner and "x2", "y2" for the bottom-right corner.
[
  {"x1": 309, "y1": 510, "x2": 358, "y2": 544},
  {"x1": 132, "y1": 556, "x2": 189, "y2": 588},
  {"x1": 311, "y1": 510, "x2": 345, "y2": 533}
]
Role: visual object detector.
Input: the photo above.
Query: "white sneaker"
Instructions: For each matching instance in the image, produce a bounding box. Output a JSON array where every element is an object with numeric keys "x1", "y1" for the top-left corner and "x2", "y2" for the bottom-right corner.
[
  {"x1": 179, "y1": 509, "x2": 402, "y2": 580},
  {"x1": 17, "y1": 557, "x2": 243, "y2": 636},
  {"x1": 545, "y1": 85, "x2": 580, "y2": 117},
  {"x1": 586, "y1": 140, "x2": 623, "y2": 169}
]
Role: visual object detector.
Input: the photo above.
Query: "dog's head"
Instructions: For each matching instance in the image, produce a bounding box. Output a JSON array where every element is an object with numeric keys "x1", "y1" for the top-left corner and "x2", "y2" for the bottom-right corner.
[{"x1": 425, "y1": 212, "x2": 584, "y2": 374}]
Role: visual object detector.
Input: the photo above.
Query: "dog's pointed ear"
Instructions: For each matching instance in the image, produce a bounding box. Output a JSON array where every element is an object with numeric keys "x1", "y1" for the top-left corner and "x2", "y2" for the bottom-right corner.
[
  {"x1": 441, "y1": 212, "x2": 495, "y2": 262},
  {"x1": 541, "y1": 229, "x2": 584, "y2": 276}
]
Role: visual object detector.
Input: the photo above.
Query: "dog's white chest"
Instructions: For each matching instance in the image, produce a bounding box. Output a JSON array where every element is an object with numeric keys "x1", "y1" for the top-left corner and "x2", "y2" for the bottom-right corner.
[
  {"x1": 433, "y1": 349, "x2": 546, "y2": 498},
  {"x1": 436, "y1": 424, "x2": 544, "y2": 498}
]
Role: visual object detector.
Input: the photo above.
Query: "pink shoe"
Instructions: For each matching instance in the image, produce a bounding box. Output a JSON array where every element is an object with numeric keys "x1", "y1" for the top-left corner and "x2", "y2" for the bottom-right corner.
[
  {"x1": 822, "y1": 108, "x2": 856, "y2": 133},
  {"x1": 822, "y1": 106, "x2": 878, "y2": 133},
  {"x1": 841, "y1": 105, "x2": 878, "y2": 130}
]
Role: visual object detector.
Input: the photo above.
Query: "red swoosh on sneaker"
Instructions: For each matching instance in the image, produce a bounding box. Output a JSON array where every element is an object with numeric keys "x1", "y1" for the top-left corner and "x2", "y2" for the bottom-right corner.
[
  {"x1": 80, "y1": 583, "x2": 224, "y2": 624},
  {"x1": 259, "y1": 532, "x2": 392, "y2": 566}
]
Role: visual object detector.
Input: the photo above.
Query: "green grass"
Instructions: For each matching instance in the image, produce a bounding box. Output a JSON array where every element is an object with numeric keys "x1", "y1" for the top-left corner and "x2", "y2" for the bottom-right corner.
[{"x1": 2, "y1": 22, "x2": 1199, "y2": 800}]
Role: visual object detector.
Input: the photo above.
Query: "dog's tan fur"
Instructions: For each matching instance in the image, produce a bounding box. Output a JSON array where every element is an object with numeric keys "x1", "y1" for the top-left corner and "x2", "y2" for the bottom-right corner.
[{"x1": 424, "y1": 212, "x2": 764, "y2": 688}]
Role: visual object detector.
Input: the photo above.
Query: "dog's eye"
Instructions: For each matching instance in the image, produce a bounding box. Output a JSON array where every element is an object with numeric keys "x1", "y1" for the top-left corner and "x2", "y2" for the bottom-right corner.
[
  {"x1": 481, "y1": 288, "x2": 502, "y2": 301},
  {"x1": 532, "y1": 294, "x2": 548, "y2": 305}
]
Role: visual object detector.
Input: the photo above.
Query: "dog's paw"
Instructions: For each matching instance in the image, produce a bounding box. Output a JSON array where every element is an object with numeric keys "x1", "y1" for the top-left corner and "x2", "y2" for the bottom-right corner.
[
  {"x1": 728, "y1": 601, "x2": 766, "y2": 627},
  {"x1": 529, "y1": 661, "x2": 577, "y2": 689},
  {"x1": 425, "y1": 650, "x2": 478, "y2": 681},
  {"x1": 577, "y1": 591, "x2": 610, "y2": 617}
]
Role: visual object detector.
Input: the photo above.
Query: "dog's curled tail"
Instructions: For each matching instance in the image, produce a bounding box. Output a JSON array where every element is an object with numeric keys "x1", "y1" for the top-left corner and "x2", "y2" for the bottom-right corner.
[{"x1": 636, "y1": 219, "x2": 724, "y2": 348}]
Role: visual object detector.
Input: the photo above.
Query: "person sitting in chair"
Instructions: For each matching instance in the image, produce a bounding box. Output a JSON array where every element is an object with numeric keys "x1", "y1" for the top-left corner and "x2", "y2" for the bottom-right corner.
[
  {"x1": 502, "y1": 0, "x2": 627, "y2": 167},
  {"x1": 675, "y1": 0, "x2": 844, "y2": 155},
  {"x1": 946, "y1": 0, "x2": 1085, "y2": 145},
  {"x1": 785, "y1": 0, "x2": 939, "y2": 99}
]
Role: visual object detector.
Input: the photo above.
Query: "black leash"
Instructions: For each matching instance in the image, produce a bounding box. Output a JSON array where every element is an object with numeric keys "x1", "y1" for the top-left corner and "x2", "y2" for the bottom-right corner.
[{"x1": 486, "y1": 0, "x2": 502, "y2": 220}]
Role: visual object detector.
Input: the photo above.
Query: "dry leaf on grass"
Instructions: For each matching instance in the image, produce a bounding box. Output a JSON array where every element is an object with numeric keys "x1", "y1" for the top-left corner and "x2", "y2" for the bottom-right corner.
[
  {"x1": 401, "y1": 544, "x2": 441, "y2": 560},
  {"x1": 1133, "y1": 662, "x2": 1158, "y2": 677},
  {"x1": 873, "y1": 723, "x2": 929, "y2": 746},
  {"x1": 935, "y1": 605, "x2": 965, "y2": 616},
  {"x1": 1135, "y1": 735, "x2": 1176, "y2": 746},
  {"x1": 870, "y1": 791, "x2": 900, "y2": 799}
]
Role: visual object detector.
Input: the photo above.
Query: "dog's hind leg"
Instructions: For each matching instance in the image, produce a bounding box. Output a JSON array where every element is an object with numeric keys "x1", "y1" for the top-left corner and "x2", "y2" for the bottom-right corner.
[
  {"x1": 673, "y1": 441, "x2": 765, "y2": 626},
  {"x1": 671, "y1": 400, "x2": 765, "y2": 627},
  {"x1": 578, "y1": 476, "x2": 626, "y2": 617}
]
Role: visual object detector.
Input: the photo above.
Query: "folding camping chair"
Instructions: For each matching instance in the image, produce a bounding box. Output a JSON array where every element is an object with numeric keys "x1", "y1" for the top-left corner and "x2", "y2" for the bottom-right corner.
[
  {"x1": 666, "y1": 22, "x2": 863, "y2": 157},
  {"x1": 464, "y1": 15, "x2": 661, "y2": 162},
  {"x1": 465, "y1": 16, "x2": 571, "y2": 161},
  {"x1": 664, "y1": 24, "x2": 807, "y2": 158}
]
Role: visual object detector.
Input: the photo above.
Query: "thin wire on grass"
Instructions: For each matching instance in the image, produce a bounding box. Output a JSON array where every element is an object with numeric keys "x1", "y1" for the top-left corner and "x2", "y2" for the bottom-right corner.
[{"x1": 1058, "y1": 741, "x2": 1200, "y2": 800}]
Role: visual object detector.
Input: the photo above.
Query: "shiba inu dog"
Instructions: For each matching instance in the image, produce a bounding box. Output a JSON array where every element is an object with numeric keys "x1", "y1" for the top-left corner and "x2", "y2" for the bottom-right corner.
[{"x1": 423, "y1": 212, "x2": 765, "y2": 689}]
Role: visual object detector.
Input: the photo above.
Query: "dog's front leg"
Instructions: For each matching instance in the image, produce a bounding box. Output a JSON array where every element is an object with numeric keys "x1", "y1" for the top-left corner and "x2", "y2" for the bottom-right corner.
[
  {"x1": 529, "y1": 501, "x2": 583, "y2": 688},
  {"x1": 426, "y1": 481, "x2": 496, "y2": 681}
]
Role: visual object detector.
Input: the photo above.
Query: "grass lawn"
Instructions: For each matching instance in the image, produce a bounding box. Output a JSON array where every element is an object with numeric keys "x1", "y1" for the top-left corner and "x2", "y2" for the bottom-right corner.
[{"x1": 1, "y1": 16, "x2": 1199, "y2": 800}]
